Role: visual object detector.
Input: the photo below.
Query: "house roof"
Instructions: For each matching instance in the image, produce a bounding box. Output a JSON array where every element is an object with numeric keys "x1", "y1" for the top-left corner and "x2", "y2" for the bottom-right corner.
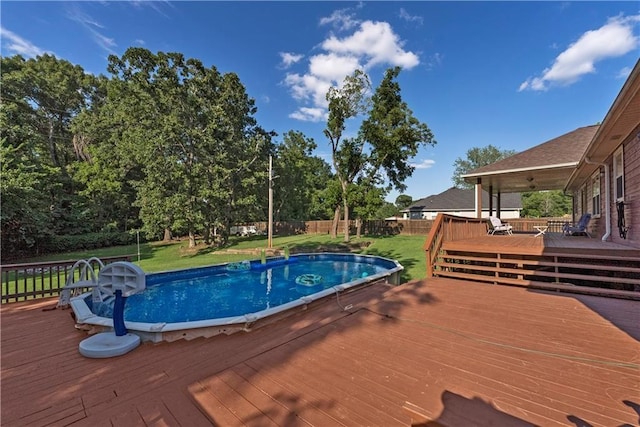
[
  {"x1": 566, "y1": 59, "x2": 640, "y2": 192},
  {"x1": 461, "y1": 125, "x2": 599, "y2": 193},
  {"x1": 405, "y1": 187, "x2": 522, "y2": 212}
]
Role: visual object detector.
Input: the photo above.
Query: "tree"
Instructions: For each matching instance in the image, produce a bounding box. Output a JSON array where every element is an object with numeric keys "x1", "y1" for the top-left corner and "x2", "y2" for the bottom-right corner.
[
  {"x1": 273, "y1": 131, "x2": 332, "y2": 221},
  {"x1": 103, "y1": 48, "x2": 272, "y2": 246},
  {"x1": 325, "y1": 67, "x2": 435, "y2": 242},
  {"x1": 452, "y1": 145, "x2": 517, "y2": 189},
  {"x1": 521, "y1": 190, "x2": 571, "y2": 217},
  {"x1": 324, "y1": 70, "x2": 371, "y2": 239},
  {"x1": 395, "y1": 194, "x2": 413, "y2": 210},
  {"x1": 1, "y1": 54, "x2": 99, "y2": 258},
  {"x1": 350, "y1": 180, "x2": 387, "y2": 237},
  {"x1": 375, "y1": 201, "x2": 399, "y2": 220}
]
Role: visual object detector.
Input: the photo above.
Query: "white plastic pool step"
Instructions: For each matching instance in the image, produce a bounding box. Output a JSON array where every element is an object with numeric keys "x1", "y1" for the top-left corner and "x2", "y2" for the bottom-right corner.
[{"x1": 79, "y1": 332, "x2": 140, "y2": 358}]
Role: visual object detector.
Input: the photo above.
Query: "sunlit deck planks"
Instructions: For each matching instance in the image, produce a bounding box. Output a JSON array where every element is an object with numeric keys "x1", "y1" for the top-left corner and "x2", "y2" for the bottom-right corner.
[{"x1": 2, "y1": 277, "x2": 639, "y2": 426}]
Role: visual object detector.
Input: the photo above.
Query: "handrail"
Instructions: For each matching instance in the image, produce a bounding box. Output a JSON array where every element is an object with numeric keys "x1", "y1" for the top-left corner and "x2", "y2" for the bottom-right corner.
[
  {"x1": 424, "y1": 214, "x2": 445, "y2": 277},
  {"x1": 423, "y1": 214, "x2": 489, "y2": 277},
  {"x1": 1, "y1": 255, "x2": 132, "y2": 303}
]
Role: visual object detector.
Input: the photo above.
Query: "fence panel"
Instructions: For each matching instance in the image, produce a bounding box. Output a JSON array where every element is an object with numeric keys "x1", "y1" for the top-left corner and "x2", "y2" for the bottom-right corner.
[{"x1": 1, "y1": 255, "x2": 131, "y2": 303}]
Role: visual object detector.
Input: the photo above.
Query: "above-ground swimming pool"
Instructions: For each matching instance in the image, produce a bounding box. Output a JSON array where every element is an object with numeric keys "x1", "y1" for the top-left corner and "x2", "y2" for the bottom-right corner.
[{"x1": 70, "y1": 253, "x2": 403, "y2": 342}]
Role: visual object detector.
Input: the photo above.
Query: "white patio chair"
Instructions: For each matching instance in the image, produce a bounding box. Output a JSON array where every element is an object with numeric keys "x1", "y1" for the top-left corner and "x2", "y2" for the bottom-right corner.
[{"x1": 487, "y1": 216, "x2": 513, "y2": 235}]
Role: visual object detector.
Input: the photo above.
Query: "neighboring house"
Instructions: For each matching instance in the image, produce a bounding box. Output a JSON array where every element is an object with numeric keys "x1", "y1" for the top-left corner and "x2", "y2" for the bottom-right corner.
[
  {"x1": 403, "y1": 187, "x2": 522, "y2": 220},
  {"x1": 462, "y1": 59, "x2": 639, "y2": 247}
]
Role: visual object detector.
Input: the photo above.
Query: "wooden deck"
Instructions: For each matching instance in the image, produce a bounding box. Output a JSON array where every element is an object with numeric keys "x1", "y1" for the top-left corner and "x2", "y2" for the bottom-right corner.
[
  {"x1": 443, "y1": 231, "x2": 640, "y2": 257},
  {"x1": 2, "y1": 278, "x2": 639, "y2": 426}
]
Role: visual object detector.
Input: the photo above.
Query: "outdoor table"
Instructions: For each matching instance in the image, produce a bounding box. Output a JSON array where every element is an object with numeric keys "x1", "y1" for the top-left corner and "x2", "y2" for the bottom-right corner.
[{"x1": 534, "y1": 225, "x2": 548, "y2": 237}]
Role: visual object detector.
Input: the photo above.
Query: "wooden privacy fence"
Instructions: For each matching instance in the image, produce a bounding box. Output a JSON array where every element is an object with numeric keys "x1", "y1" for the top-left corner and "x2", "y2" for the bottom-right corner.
[
  {"x1": 1, "y1": 255, "x2": 131, "y2": 303},
  {"x1": 256, "y1": 218, "x2": 565, "y2": 236},
  {"x1": 254, "y1": 219, "x2": 434, "y2": 236}
]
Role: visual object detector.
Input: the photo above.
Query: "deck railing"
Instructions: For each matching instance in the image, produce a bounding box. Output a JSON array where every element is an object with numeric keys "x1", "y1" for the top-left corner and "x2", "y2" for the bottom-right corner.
[
  {"x1": 423, "y1": 214, "x2": 488, "y2": 277},
  {"x1": 1, "y1": 255, "x2": 132, "y2": 303}
]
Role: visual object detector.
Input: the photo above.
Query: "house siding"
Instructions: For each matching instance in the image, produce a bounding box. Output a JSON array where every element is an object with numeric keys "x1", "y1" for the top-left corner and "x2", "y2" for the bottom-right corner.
[
  {"x1": 612, "y1": 129, "x2": 640, "y2": 246},
  {"x1": 570, "y1": 129, "x2": 639, "y2": 245}
]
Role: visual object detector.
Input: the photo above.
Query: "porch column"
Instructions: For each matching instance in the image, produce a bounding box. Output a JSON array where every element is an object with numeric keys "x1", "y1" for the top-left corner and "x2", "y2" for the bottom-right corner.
[
  {"x1": 488, "y1": 185, "x2": 494, "y2": 216},
  {"x1": 496, "y1": 192, "x2": 502, "y2": 218},
  {"x1": 475, "y1": 178, "x2": 482, "y2": 218}
]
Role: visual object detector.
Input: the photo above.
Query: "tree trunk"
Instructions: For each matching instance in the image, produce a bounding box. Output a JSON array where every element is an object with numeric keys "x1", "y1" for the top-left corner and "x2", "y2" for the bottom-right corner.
[
  {"x1": 330, "y1": 206, "x2": 340, "y2": 239},
  {"x1": 343, "y1": 198, "x2": 350, "y2": 243},
  {"x1": 163, "y1": 228, "x2": 173, "y2": 242},
  {"x1": 356, "y1": 217, "x2": 362, "y2": 238},
  {"x1": 188, "y1": 230, "x2": 196, "y2": 248},
  {"x1": 48, "y1": 120, "x2": 60, "y2": 168}
]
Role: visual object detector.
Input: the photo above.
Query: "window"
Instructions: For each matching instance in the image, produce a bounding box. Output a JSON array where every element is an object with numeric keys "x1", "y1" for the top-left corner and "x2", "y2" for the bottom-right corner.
[
  {"x1": 613, "y1": 147, "x2": 624, "y2": 201},
  {"x1": 591, "y1": 171, "x2": 601, "y2": 217}
]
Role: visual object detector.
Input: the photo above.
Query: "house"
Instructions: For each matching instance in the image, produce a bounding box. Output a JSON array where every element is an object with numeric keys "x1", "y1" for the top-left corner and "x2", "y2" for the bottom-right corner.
[
  {"x1": 403, "y1": 187, "x2": 522, "y2": 220},
  {"x1": 462, "y1": 59, "x2": 639, "y2": 247},
  {"x1": 564, "y1": 60, "x2": 639, "y2": 247}
]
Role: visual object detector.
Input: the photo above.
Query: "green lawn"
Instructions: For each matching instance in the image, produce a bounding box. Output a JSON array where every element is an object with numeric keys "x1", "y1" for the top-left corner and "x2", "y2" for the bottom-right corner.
[{"x1": 16, "y1": 234, "x2": 427, "y2": 283}]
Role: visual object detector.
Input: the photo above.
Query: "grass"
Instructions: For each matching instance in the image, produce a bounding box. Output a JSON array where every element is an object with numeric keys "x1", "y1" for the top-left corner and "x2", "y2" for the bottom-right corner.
[{"x1": 14, "y1": 234, "x2": 427, "y2": 283}]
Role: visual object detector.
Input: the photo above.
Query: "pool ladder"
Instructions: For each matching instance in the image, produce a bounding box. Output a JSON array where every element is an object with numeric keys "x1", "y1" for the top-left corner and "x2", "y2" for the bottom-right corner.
[{"x1": 57, "y1": 257, "x2": 105, "y2": 308}]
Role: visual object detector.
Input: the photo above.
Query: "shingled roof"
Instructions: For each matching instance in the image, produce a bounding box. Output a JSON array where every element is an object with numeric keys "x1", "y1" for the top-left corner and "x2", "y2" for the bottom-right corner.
[
  {"x1": 405, "y1": 187, "x2": 522, "y2": 212},
  {"x1": 461, "y1": 125, "x2": 599, "y2": 192}
]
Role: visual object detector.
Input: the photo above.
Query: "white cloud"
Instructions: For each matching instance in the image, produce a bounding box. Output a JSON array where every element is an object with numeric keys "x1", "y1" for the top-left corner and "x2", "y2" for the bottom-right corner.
[
  {"x1": 319, "y1": 8, "x2": 360, "y2": 32},
  {"x1": 308, "y1": 52, "x2": 362, "y2": 82},
  {"x1": 425, "y1": 52, "x2": 443, "y2": 70},
  {"x1": 279, "y1": 52, "x2": 304, "y2": 68},
  {"x1": 284, "y1": 14, "x2": 420, "y2": 121},
  {"x1": 322, "y1": 21, "x2": 419, "y2": 69},
  {"x1": 284, "y1": 73, "x2": 332, "y2": 108},
  {"x1": 0, "y1": 27, "x2": 46, "y2": 57},
  {"x1": 519, "y1": 14, "x2": 640, "y2": 91},
  {"x1": 410, "y1": 159, "x2": 436, "y2": 170},
  {"x1": 67, "y1": 5, "x2": 117, "y2": 54},
  {"x1": 289, "y1": 107, "x2": 327, "y2": 122},
  {"x1": 398, "y1": 8, "x2": 424, "y2": 26}
]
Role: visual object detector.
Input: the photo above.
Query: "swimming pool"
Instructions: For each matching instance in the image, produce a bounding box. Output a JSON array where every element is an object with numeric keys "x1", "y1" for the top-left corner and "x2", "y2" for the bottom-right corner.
[{"x1": 70, "y1": 253, "x2": 403, "y2": 342}]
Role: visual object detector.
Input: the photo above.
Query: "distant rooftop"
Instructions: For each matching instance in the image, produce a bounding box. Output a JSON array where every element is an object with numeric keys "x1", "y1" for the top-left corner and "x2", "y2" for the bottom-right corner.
[{"x1": 405, "y1": 187, "x2": 522, "y2": 212}]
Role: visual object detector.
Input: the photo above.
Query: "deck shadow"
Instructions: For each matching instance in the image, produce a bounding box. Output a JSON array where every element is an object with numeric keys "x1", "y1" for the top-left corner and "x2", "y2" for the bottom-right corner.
[{"x1": 407, "y1": 390, "x2": 534, "y2": 426}]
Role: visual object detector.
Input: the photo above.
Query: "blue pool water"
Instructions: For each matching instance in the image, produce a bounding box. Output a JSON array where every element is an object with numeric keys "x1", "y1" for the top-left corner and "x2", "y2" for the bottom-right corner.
[{"x1": 86, "y1": 254, "x2": 401, "y2": 325}]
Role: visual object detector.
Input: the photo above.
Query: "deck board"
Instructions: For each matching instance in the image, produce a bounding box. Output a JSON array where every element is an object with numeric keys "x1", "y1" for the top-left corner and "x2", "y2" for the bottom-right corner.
[{"x1": 2, "y1": 278, "x2": 639, "y2": 426}]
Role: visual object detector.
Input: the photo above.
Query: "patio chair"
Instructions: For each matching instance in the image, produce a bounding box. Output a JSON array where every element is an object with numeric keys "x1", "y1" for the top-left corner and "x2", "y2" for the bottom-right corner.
[
  {"x1": 487, "y1": 216, "x2": 513, "y2": 235},
  {"x1": 563, "y1": 213, "x2": 592, "y2": 237}
]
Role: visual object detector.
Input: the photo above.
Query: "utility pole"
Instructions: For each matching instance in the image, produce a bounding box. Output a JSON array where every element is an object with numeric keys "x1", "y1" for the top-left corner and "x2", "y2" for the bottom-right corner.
[{"x1": 268, "y1": 155, "x2": 273, "y2": 249}]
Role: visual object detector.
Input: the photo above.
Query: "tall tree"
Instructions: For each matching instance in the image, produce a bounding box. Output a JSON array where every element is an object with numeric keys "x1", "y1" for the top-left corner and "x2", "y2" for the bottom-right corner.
[
  {"x1": 103, "y1": 48, "x2": 272, "y2": 246},
  {"x1": 452, "y1": 145, "x2": 517, "y2": 189},
  {"x1": 1, "y1": 54, "x2": 98, "y2": 258},
  {"x1": 325, "y1": 67, "x2": 435, "y2": 242},
  {"x1": 324, "y1": 70, "x2": 370, "y2": 240}
]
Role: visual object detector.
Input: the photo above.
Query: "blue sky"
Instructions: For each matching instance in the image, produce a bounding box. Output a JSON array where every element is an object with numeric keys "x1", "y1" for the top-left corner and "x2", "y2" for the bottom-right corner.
[{"x1": 2, "y1": 1, "x2": 639, "y2": 203}]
